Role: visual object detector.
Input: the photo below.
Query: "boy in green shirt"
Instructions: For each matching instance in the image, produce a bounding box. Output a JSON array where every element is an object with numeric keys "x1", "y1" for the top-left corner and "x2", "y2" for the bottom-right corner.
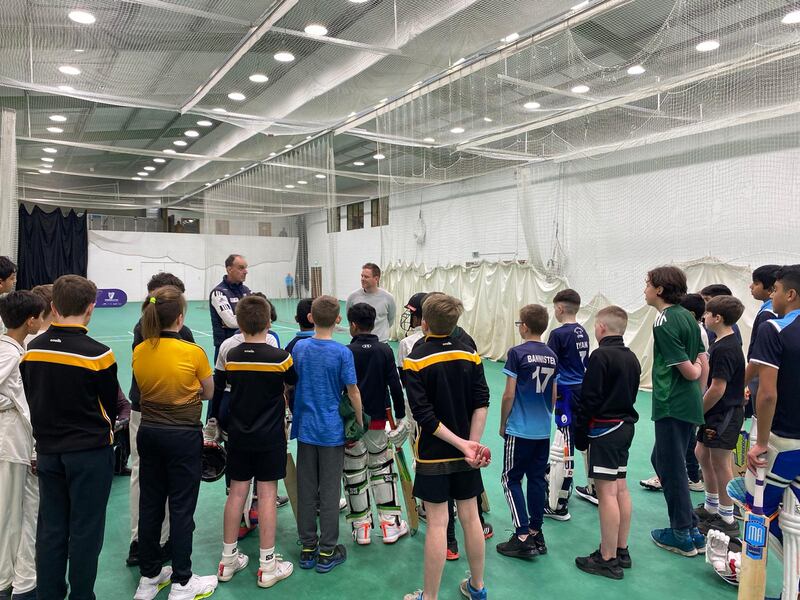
[{"x1": 644, "y1": 266, "x2": 707, "y2": 557}]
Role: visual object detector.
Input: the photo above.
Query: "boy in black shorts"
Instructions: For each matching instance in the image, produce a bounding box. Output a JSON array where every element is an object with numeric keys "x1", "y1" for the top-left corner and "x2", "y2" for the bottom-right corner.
[
  {"x1": 574, "y1": 306, "x2": 641, "y2": 580},
  {"x1": 693, "y1": 295, "x2": 745, "y2": 538},
  {"x1": 402, "y1": 294, "x2": 490, "y2": 600},
  {"x1": 216, "y1": 296, "x2": 297, "y2": 588}
]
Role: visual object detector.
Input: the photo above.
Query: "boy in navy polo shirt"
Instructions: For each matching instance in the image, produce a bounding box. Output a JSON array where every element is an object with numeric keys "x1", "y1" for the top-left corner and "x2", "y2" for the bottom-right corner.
[{"x1": 744, "y1": 265, "x2": 779, "y2": 415}]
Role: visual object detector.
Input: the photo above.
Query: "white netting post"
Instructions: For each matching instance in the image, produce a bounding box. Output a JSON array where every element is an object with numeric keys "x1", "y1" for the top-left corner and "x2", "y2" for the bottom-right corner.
[{"x1": 0, "y1": 108, "x2": 17, "y2": 260}]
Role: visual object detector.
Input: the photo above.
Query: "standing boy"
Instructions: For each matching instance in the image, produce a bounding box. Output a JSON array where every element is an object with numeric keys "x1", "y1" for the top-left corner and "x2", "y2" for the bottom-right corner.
[
  {"x1": 291, "y1": 296, "x2": 363, "y2": 573},
  {"x1": 21, "y1": 275, "x2": 120, "y2": 599},
  {"x1": 402, "y1": 294, "x2": 490, "y2": 600},
  {"x1": 574, "y1": 306, "x2": 641, "y2": 580},
  {"x1": 285, "y1": 298, "x2": 314, "y2": 355},
  {"x1": 546, "y1": 289, "x2": 591, "y2": 517},
  {"x1": 645, "y1": 266, "x2": 707, "y2": 557},
  {"x1": 744, "y1": 265, "x2": 779, "y2": 413},
  {"x1": 0, "y1": 257, "x2": 17, "y2": 335},
  {"x1": 0, "y1": 291, "x2": 45, "y2": 600},
  {"x1": 496, "y1": 304, "x2": 557, "y2": 560}
]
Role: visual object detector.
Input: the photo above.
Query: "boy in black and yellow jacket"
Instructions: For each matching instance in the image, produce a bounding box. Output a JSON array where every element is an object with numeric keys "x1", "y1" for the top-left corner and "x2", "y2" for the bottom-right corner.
[
  {"x1": 402, "y1": 294, "x2": 490, "y2": 600},
  {"x1": 20, "y1": 275, "x2": 119, "y2": 600}
]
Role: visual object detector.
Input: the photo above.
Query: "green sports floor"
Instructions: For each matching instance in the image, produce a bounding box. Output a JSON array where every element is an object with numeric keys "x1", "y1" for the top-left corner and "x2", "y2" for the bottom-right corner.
[{"x1": 86, "y1": 299, "x2": 781, "y2": 599}]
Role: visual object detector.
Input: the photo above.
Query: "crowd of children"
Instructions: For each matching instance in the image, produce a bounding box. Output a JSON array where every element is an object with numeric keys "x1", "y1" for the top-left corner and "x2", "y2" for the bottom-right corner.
[{"x1": 0, "y1": 253, "x2": 798, "y2": 600}]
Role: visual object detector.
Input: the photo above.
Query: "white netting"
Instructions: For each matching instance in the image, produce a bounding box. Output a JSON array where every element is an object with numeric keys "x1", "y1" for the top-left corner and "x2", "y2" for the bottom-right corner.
[{"x1": 0, "y1": 108, "x2": 18, "y2": 259}]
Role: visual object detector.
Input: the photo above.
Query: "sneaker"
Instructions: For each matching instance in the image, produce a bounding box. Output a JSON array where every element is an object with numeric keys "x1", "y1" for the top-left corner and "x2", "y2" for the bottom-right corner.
[
  {"x1": 446, "y1": 544, "x2": 460, "y2": 561},
  {"x1": 688, "y1": 478, "x2": 705, "y2": 492},
  {"x1": 315, "y1": 544, "x2": 346, "y2": 573},
  {"x1": 249, "y1": 503, "x2": 259, "y2": 526},
  {"x1": 530, "y1": 530, "x2": 547, "y2": 555},
  {"x1": 257, "y1": 555, "x2": 293, "y2": 588},
  {"x1": 299, "y1": 545, "x2": 318, "y2": 570},
  {"x1": 202, "y1": 418, "x2": 219, "y2": 443},
  {"x1": 617, "y1": 547, "x2": 631, "y2": 569},
  {"x1": 134, "y1": 566, "x2": 172, "y2": 600},
  {"x1": 699, "y1": 515, "x2": 740, "y2": 537},
  {"x1": 575, "y1": 549, "x2": 624, "y2": 580},
  {"x1": 127, "y1": 540, "x2": 140, "y2": 566},
  {"x1": 459, "y1": 576, "x2": 487, "y2": 600},
  {"x1": 691, "y1": 527, "x2": 706, "y2": 554},
  {"x1": 276, "y1": 495, "x2": 289, "y2": 508},
  {"x1": 352, "y1": 518, "x2": 372, "y2": 545},
  {"x1": 339, "y1": 497, "x2": 347, "y2": 512},
  {"x1": 167, "y1": 574, "x2": 217, "y2": 600},
  {"x1": 403, "y1": 592, "x2": 423, "y2": 600},
  {"x1": 237, "y1": 516, "x2": 256, "y2": 541},
  {"x1": 650, "y1": 527, "x2": 697, "y2": 557},
  {"x1": 482, "y1": 522, "x2": 494, "y2": 540},
  {"x1": 693, "y1": 503, "x2": 716, "y2": 522},
  {"x1": 381, "y1": 518, "x2": 409, "y2": 544},
  {"x1": 639, "y1": 475, "x2": 662, "y2": 491},
  {"x1": 496, "y1": 532, "x2": 537, "y2": 558},
  {"x1": 217, "y1": 550, "x2": 249, "y2": 582},
  {"x1": 575, "y1": 485, "x2": 599, "y2": 506},
  {"x1": 543, "y1": 506, "x2": 571, "y2": 521},
  {"x1": 733, "y1": 504, "x2": 743, "y2": 521}
]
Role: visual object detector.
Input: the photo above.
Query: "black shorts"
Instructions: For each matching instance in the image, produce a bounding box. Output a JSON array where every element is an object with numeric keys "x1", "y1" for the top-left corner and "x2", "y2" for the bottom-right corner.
[
  {"x1": 588, "y1": 423, "x2": 634, "y2": 481},
  {"x1": 227, "y1": 444, "x2": 287, "y2": 482},
  {"x1": 698, "y1": 407, "x2": 744, "y2": 450},
  {"x1": 413, "y1": 468, "x2": 484, "y2": 504}
]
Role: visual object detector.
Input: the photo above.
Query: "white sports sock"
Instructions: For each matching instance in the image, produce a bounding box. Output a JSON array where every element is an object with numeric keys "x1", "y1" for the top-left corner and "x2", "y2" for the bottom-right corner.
[
  {"x1": 223, "y1": 542, "x2": 237, "y2": 556},
  {"x1": 704, "y1": 492, "x2": 719, "y2": 513},
  {"x1": 260, "y1": 547, "x2": 275, "y2": 563},
  {"x1": 718, "y1": 504, "x2": 734, "y2": 524}
]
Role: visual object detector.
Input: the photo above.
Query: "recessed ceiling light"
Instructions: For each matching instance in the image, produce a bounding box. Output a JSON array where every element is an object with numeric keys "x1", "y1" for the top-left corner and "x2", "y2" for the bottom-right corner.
[
  {"x1": 304, "y1": 24, "x2": 328, "y2": 36},
  {"x1": 153, "y1": 158, "x2": 166, "y2": 163},
  {"x1": 73, "y1": 48, "x2": 85, "y2": 53},
  {"x1": 137, "y1": 172, "x2": 149, "y2": 176},
  {"x1": 143, "y1": 166, "x2": 155, "y2": 171},
  {"x1": 173, "y1": 140, "x2": 187, "y2": 147},
  {"x1": 450, "y1": 127, "x2": 465, "y2": 134},
  {"x1": 306, "y1": 135, "x2": 312, "y2": 140},
  {"x1": 249, "y1": 73, "x2": 269, "y2": 83},
  {"x1": 274, "y1": 51, "x2": 295, "y2": 62},
  {"x1": 37, "y1": 169, "x2": 51, "y2": 174},
  {"x1": 197, "y1": 120, "x2": 213, "y2": 127},
  {"x1": 224, "y1": 173, "x2": 230, "y2": 177},
  {"x1": 627, "y1": 64, "x2": 646, "y2": 75},
  {"x1": 58, "y1": 65, "x2": 81, "y2": 76},
  {"x1": 524, "y1": 101, "x2": 541, "y2": 109},
  {"x1": 227, "y1": 92, "x2": 246, "y2": 101},
  {"x1": 68, "y1": 10, "x2": 96, "y2": 24},
  {"x1": 58, "y1": 85, "x2": 74, "y2": 92},
  {"x1": 212, "y1": 107, "x2": 226, "y2": 113},
  {"x1": 423, "y1": 137, "x2": 435, "y2": 143},
  {"x1": 571, "y1": 1, "x2": 589, "y2": 10},
  {"x1": 285, "y1": 144, "x2": 293, "y2": 149},
  {"x1": 285, "y1": 184, "x2": 295, "y2": 189},
  {"x1": 269, "y1": 152, "x2": 277, "y2": 156},
  {"x1": 132, "y1": 177, "x2": 142, "y2": 181},
  {"x1": 353, "y1": 161, "x2": 365, "y2": 166},
  {"x1": 184, "y1": 130, "x2": 199, "y2": 137},
  {"x1": 483, "y1": 117, "x2": 493, "y2": 122},
  {"x1": 453, "y1": 58, "x2": 465, "y2": 66},
  {"x1": 348, "y1": 111, "x2": 357, "y2": 117},
  {"x1": 49, "y1": 115, "x2": 67, "y2": 122},
  {"x1": 571, "y1": 84, "x2": 590, "y2": 94},
  {"x1": 502, "y1": 33, "x2": 519, "y2": 43},
  {"x1": 696, "y1": 40, "x2": 720, "y2": 52},
  {"x1": 43, "y1": 147, "x2": 57, "y2": 154},
  {"x1": 163, "y1": 149, "x2": 176, "y2": 154},
  {"x1": 783, "y1": 10, "x2": 800, "y2": 24},
  {"x1": 373, "y1": 153, "x2": 385, "y2": 160},
  {"x1": 315, "y1": 174, "x2": 326, "y2": 179},
  {"x1": 378, "y1": 98, "x2": 388, "y2": 103},
  {"x1": 349, "y1": 0, "x2": 369, "y2": 3},
  {"x1": 41, "y1": 157, "x2": 54, "y2": 163},
  {"x1": 297, "y1": 180, "x2": 308, "y2": 185},
  {"x1": 47, "y1": 127, "x2": 63, "y2": 133}
]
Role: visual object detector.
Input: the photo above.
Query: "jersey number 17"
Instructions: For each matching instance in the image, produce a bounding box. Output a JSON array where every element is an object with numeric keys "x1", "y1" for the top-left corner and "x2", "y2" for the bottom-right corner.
[{"x1": 531, "y1": 366, "x2": 555, "y2": 393}]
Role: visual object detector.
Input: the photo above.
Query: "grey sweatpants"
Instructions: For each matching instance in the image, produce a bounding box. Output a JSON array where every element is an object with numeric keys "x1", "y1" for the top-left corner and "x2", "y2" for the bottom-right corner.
[{"x1": 297, "y1": 442, "x2": 344, "y2": 552}]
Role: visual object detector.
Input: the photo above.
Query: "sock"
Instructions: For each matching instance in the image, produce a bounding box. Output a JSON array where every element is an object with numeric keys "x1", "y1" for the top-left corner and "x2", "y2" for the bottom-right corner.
[
  {"x1": 223, "y1": 542, "x2": 237, "y2": 556},
  {"x1": 718, "y1": 504, "x2": 734, "y2": 524},
  {"x1": 260, "y1": 547, "x2": 275, "y2": 563},
  {"x1": 704, "y1": 492, "x2": 719, "y2": 514}
]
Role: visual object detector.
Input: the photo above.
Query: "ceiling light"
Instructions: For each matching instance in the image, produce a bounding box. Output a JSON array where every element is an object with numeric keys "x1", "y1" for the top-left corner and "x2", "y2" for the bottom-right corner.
[
  {"x1": 502, "y1": 33, "x2": 519, "y2": 43},
  {"x1": 224, "y1": 173, "x2": 230, "y2": 177},
  {"x1": 227, "y1": 92, "x2": 246, "y2": 101},
  {"x1": 43, "y1": 147, "x2": 57, "y2": 154},
  {"x1": 353, "y1": 161, "x2": 365, "y2": 166},
  {"x1": 297, "y1": 180, "x2": 308, "y2": 185},
  {"x1": 627, "y1": 64, "x2": 646, "y2": 75},
  {"x1": 483, "y1": 117, "x2": 493, "y2": 122},
  {"x1": 46, "y1": 127, "x2": 63, "y2": 133},
  {"x1": 173, "y1": 140, "x2": 187, "y2": 147},
  {"x1": 37, "y1": 169, "x2": 51, "y2": 174},
  {"x1": 49, "y1": 115, "x2": 67, "y2": 122},
  {"x1": 184, "y1": 130, "x2": 199, "y2": 137},
  {"x1": 58, "y1": 65, "x2": 81, "y2": 76},
  {"x1": 524, "y1": 101, "x2": 541, "y2": 109},
  {"x1": 315, "y1": 174, "x2": 326, "y2": 179},
  {"x1": 285, "y1": 184, "x2": 295, "y2": 189},
  {"x1": 58, "y1": 85, "x2": 74, "y2": 92},
  {"x1": 274, "y1": 51, "x2": 295, "y2": 62},
  {"x1": 349, "y1": 0, "x2": 370, "y2": 3},
  {"x1": 571, "y1": 1, "x2": 589, "y2": 10},
  {"x1": 41, "y1": 157, "x2": 54, "y2": 162},
  {"x1": 73, "y1": 48, "x2": 85, "y2": 53},
  {"x1": 285, "y1": 144, "x2": 293, "y2": 149},
  {"x1": 348, "y1": 111, "x2": 357, "y2": 117},
  {"x1": 197, "y1": 120, "x2": 213, "y2": 127},
  {"x1": 304, "y1": 24, "x2": 328, "y2": 36},
  {"x1": 132, "y1": 177, "x2": 142, "y2": 181},
  {"x1": 137, "y1": 172, "x2": 149, "y2": 176},
  {"x1": 306, "y1": 135, "x2": 312, "y2": 140},
  {"x1": 269, "y1": 152, "x2": 277, "y2": 156},
  {"x1": 373, "y1": 153, "x2": 385, "y2": 160},
  {"x1": 783, "y1": 10, "x2": 800, "y2": 24},
  {"x1": 696, "y1": 40, "x2": 720, "y2": 52},
  {"x1": 68, "y1": 10, "x2": 96, "y2": 24},
  {"x1": 163, "y1": 149, "x2": 176, "y2": 154},
  {"x1": 249, "y1": 73, "x2": 268, "y2": 83},
  {"x1": 453, "y1": 58, "x2": 465, "y2": 66},
  {"x1": 143, "y1": 166, "x2": 155, "y2": 171},
  {"x1": 205, "y1": 182, "x2": 212, "y2": 186},
  {"x1": 212, "y1": 107, "x2": 226, "y2": 113},
  {"x1": 423, "y1": 137, "x2": 435, "y2": 143},
  {"x1": 571, "y1": 84, "x2": 590, "y2": 94},
  {"x1": 378, "y1": 98, "x2": 388, "y2": 103},
  {"x1": 450, "y1": 127, "x2": 465, "y2": 134},
  {"x1": 153, "y1": 158, "x2": 166, "y2": 163}
]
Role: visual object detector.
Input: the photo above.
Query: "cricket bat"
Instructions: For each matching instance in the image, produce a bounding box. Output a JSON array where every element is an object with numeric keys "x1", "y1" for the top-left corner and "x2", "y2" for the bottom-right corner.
[
  {"x1": 284, "y1": 453, "x2": 299, "y2": 522},
  {"x1": 386, "y1": 410, "x2": 419, "y2": 535},
  {"x1": 738, "y1": 466, "x2": 768, "y2": 600}
]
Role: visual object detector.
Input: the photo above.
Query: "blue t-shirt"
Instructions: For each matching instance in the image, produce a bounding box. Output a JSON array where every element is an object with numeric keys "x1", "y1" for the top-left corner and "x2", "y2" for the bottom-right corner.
[
  {"x1": 290, "y1": 337, "x2": 357, "y2": 446},
  {"x1": 503, "y1": 341, "x2": 558, "y2": 440},
  {"x1": 547, "y1": 323, "x2": 589, "y2": 386},
  {"x1": 749, "y1": 308, "x2": 800, "y2": 440}
]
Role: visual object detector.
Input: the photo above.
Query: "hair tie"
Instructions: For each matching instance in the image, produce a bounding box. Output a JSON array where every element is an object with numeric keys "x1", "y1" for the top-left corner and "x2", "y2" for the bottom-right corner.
[{"x1": 149, "y1": 296, "x2": 156, "y2": 304}]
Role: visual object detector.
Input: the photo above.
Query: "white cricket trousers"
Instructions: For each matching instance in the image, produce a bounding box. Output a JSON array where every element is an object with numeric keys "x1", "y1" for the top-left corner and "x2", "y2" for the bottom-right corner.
[{"x1": 0, "y1": 461, "x2": 37, "y2": 594}]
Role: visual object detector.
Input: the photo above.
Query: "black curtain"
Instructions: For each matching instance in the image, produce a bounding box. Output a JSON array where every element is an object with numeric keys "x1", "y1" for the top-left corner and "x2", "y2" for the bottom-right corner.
[{"x1": 17, "y1": 205, "x2": 88, "y2": 290}]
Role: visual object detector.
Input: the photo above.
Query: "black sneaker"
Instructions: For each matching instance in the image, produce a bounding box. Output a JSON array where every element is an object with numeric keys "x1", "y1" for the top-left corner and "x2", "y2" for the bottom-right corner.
[
  {"x1": 543, "y1": 506, "x2": 570, "y2": 521},
  {"x1": 530, "y1": 530, "x2": 547, "y2": 555},
  {"x1": 315, "y1": 544, "x2": 347, "y2": 573},
  {"x1": 698, "y1": 515, "x2": 740, "y2": 537},
  {"x1": 496, "y1": 533, "x2": 537, "y2": 559},
  {"x1": 617, "y1": 547, "x2": 631, "y2": 569},
  {"x1": 693, "y1": 503, "x2": 715, "y2": 521},
  {"x1": 276, "y1": 495, "x2": 289, "y2": 508},
  {"x1": 126, "y1": 540, "x2": 139, "y2": 566},
  {"x1": 299, "y1": 544, "x2": 318, "y2": 569},
  {"x1": 575, "y1": 485, "x2": 599, "y2": 506},
  {"x1": 482, "y1": 522, "x2": 494, "y2": 540},
  {"x1": 575, "y1": 549, "x2": 624, "y2": 580}
]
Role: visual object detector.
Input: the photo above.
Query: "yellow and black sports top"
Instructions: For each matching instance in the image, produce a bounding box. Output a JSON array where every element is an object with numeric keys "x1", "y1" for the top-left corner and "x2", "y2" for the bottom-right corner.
[
  {"x1": 21, "y1": 324, "x2": 119, "y2": 454},
  {"x1": 403, "y1": 335, "x2": 490, "y2": 475},
  {"x1": 132, "y1": 331, "x2": 212, "y2": 429}
]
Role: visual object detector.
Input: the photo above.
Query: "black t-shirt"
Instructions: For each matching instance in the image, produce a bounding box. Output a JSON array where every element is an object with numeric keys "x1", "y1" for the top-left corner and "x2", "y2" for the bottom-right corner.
[{"x1": 706, "y1": 333, "x2": 745, "y2": 415}]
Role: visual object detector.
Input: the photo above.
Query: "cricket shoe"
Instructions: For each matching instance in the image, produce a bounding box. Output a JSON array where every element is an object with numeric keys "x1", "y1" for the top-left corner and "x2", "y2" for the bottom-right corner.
[{"x1": 381, "y1": 518, "x2": 409, "y2": 544}]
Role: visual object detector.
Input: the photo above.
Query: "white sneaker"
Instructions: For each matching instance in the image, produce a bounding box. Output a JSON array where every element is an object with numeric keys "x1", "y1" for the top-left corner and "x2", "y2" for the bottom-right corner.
[
  {"x1": 381, "y1": 518, "x2": 409, "y2": 544},
  {"x1": 640, "y1": 475, "x2": 662, "y2": 491},
  {"x1": 257, "y1": 556, "x2": 293, "y2": 588},
  {"x1": 167, "y1": 574, "x2": 218, "y2": 600},
  {"x1": 689, "y1": 479, "x2": 705, "y2": 492},
  {"x1": 203, "y1": 418, "x2": 219, "y2": 443},
  {"x1": 134, "y1": 566, "x2": 172, "y2": 600},
  {"x1": 351, "y1": 518, "x2": 372, "y2": 545},
  {"x1": 217, "y1": 550, "x2": 249, "y2": 582},
  {"x1": 339, "y1": 497, "x2": 347, "y2": 511}
]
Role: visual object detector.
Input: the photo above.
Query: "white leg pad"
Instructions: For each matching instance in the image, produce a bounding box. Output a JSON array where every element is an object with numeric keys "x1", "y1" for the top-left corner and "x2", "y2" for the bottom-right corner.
[
  {"x1": 344, "y1": 441, "x2": 371, "y2": 523},
  {"x1": 780, "y1": 485, "x2": 800, "y2": 598},
  {"x1": 364, "y1": 430, "x2": 402, "y2": 520},
  {"x1": 548, "y1": 427, "x2": 573, "y2": 510}
]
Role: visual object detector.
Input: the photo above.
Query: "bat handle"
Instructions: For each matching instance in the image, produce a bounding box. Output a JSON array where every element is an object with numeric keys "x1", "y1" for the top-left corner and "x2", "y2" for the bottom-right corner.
[{"x1": 752, "y1": 465, "x2": 767, "y2": 515}]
